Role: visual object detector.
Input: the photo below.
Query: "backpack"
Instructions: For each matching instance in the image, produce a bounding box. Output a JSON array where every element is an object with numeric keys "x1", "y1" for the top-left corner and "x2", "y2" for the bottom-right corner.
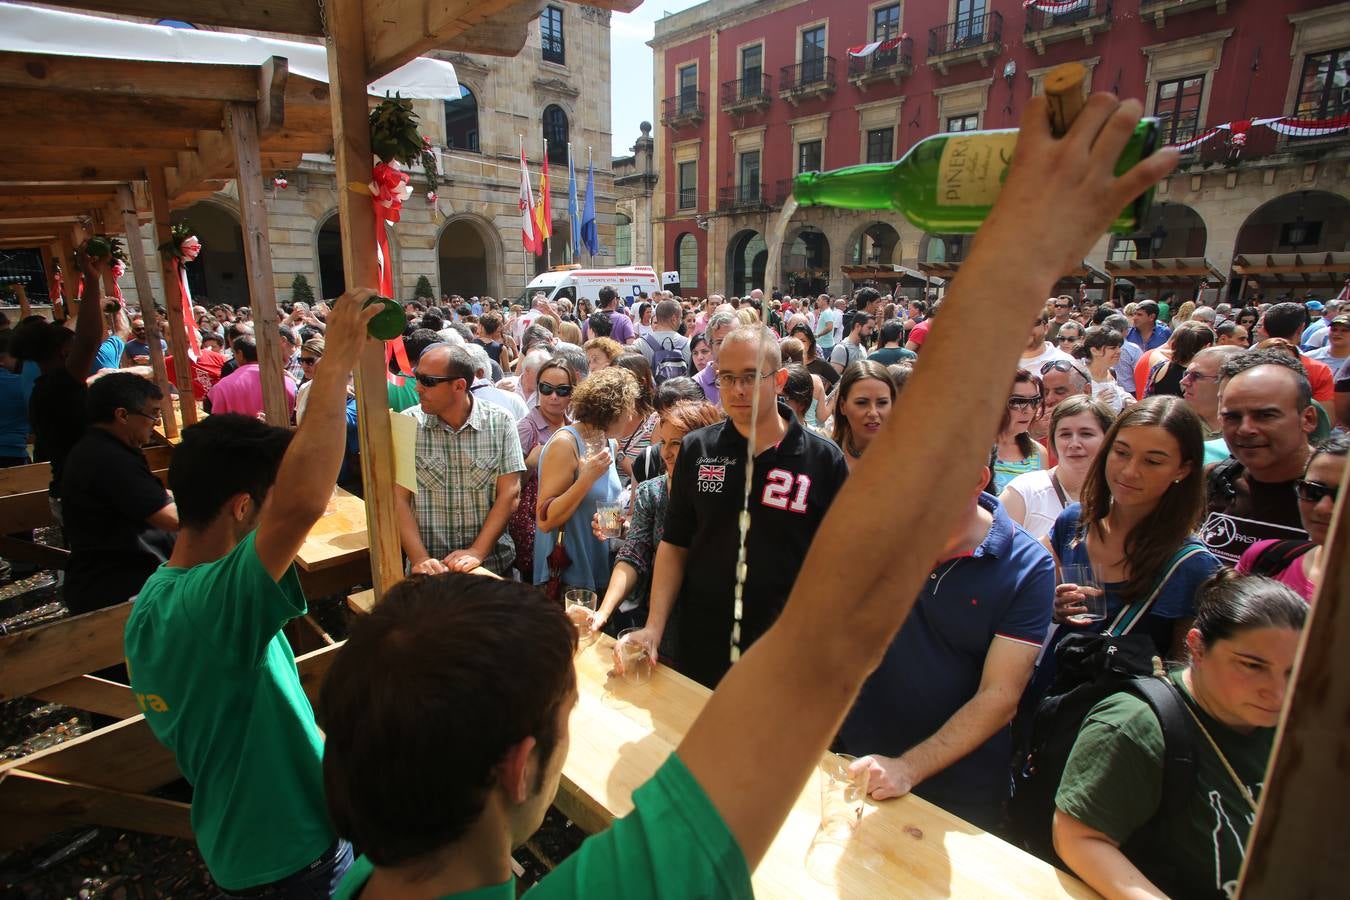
[
  {"x1": 644, "y1": 333, "x2": 690, "y2": 384},
  {"x1": 1007, "y1": 636, "x2": 1196, "y2": 875},
  {"x1": 1248, "y1": 539, "x2": 1315, "y2": 576}
]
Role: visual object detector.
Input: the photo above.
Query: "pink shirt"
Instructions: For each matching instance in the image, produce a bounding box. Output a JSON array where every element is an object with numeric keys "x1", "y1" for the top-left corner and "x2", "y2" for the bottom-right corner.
[
  {"x1": 1236, "y1": 539, "x2": 1316, "y2": 602},
  {"x1": 206, "y1": 362, "x2": 297, "y2": 420}
]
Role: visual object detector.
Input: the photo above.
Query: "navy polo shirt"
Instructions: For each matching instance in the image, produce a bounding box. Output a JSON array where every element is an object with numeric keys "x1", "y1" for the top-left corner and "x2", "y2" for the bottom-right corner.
[
  {"x1": 838, "y1": 493, "x2": 1053, "y2": 818},
  {"x1": 663, "y1": 403, "x2": 848, "y2": 689}
]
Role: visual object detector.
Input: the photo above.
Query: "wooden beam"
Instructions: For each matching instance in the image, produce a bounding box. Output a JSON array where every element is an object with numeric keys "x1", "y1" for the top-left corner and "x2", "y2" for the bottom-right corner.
[
  {"x1": 7, "y1": 146, "x2": 181, "y2": 168},
  {"x1": 328, "y1": 0, "x2": 406, "y2": 601},
  {"x1": 37, "y1": 1, "x2": 325, "y2": 36},
  {"x1": 227, "y1": 102, "x2": 290, "y2": 427},
  {"x1": 1239, "y1": 453, "x2": 1350, "y2": 897},
  {"x1": 119, "y1": 184, "x2": 179, "y2": 440},
  {"x1": 0, "y1": 602, "x2": 132, "y2": 701},
  {"x1": 257, "y1": 56, "x2": 289, "y2": 136},
  {"x1": 0, "y1": 183, "x2": 125, "y2": 197},
  {"x1": 32, "y1": 675, "x2": 141, "y2": 720},
  {"x1": 5, "y1": 162, "x2": 151, "y2": 182},
  {"x1": 0, "y1": 51, "x2": 257, "y2": 102},
  {"x1": 363, "y1": 0, "x2": 523, "y2": 81},
  {"x1": 0, "y1": 771, "x2": 193, "y2": 844},
  {"x1": 146, "y1": 169, "x2": 200, "y2": 427},
  {"x1": 6, "y1": 89, "x2": 226, "y2": 132}
]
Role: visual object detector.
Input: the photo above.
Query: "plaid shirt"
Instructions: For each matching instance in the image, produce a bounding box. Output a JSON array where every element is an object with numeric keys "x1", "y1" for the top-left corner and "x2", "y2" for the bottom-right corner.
[{"x1": 404, "y1": 398, "x2": 526, "y2": 575}]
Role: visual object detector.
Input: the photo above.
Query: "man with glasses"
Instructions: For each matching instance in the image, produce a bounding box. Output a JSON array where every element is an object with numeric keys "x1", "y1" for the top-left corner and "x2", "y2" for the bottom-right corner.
[
  {"x1": 1030, "y1": 359, "x2": 1090, "y2": 451},
  {"x1": 61, "y1": 372, "x2": 178, "y2": 615},
  {"x1": 1019, "y1": 312, "x2": 1074, "y2": 374},
  {"x1": 395, "y1": 344, "x2": 525, "y2": 577},
  {"x1": 1046, "y1": 295, "x2": 1074, "y2": 342},
  {"x1": 1180, "y1": 345, "x2": 1245, "y2": 463},
  {"x1": 693, "y1": 311, "x2": 739, "y2": 407},
  {"x1": 626, "y1": 325, "x2": 847, "y2": 688}
]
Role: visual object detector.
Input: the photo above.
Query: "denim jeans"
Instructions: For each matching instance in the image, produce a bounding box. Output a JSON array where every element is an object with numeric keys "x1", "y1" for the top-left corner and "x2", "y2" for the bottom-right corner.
[{"x1": 219, "y1": 840, "x2": 353, "y2": 900}]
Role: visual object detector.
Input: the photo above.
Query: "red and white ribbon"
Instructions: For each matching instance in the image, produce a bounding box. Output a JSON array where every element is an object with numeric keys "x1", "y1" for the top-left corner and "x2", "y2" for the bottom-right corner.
[
  {"x1": 1023, "y1": 0, "x2": 1091, "y2": 12},
  {"x1": 1253, "y1": 113, "x2": 1350, "y2": 138},
  {"x1": 847, "y1": 36, "x2": 906, "y2": 57},
  {"x1": 370, "y1": 160, "x2": 412, "y2": 298},
  {"x1": 1166, "y1": 126, "x2": 1227, "y2": 151}
]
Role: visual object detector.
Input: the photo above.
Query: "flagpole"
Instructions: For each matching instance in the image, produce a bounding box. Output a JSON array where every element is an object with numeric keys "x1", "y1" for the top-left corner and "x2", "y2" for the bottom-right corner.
[
  {"x1": 542, "y1": 136, "x2": 550, "y2": 267},
  {"x1": 587, "y1": 146, "x2": 594, "y2": 266}
]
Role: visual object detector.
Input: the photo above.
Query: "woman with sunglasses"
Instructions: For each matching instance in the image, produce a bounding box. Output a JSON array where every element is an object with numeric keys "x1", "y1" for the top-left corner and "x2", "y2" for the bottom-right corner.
[
  {"x1": 991, "y1": 369, "x2": 1048, "y2": 494},
  {"x1": 1054, "y1": 320, "x2": 1085, "y2": 354},
  {"x1": 1235, "y1": 434, "x2": 1345, "y2": 601},
  {"x1": 1145, "y1": 321, "x2": 1215, "y2": 398},
  {"x1": 292, "y1": 338, "x2": 326, "y2": 423},
  {"x1": 590, "y1": 400, "x2": 723, "y2": 638},
  {"x1": 509, "y1": 357, "x2": 577, "y2": 579}
]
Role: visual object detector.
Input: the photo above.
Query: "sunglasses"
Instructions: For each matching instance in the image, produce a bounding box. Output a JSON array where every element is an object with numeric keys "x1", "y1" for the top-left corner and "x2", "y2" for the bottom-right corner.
[
  {"x1": 537, "y1": 382, "x2": 574, "y2": 397},
  {"x1": 1007, "y1": 395, "x2": 1043, "y2": 410},
  {"x1": 300, "y1": 357, "x2": 319, "y2": 365},
  {"x1": 1040, "y1": 360, "x2": 1089, "y2": 380},
  {"x1": 1295, "y1": 480, "x2": 1339, "y2": 504},
  {"x1": 414, "y1": 372, "x2": 461, "y2": 388}
]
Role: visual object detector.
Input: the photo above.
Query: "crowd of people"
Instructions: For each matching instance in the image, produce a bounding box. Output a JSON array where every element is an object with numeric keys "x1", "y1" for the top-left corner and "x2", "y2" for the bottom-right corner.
[{"x1": 0, "y1": 93, "x2": 1345, "y2": 900}]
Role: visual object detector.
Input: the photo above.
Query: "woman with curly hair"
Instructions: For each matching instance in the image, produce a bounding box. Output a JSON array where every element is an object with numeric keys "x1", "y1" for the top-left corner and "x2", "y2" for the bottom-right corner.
[
  {"x1": 583, "y1": 336, "x2": 623, "y2": 373},
  {"x1": 534, "y1": 366, "x2": 638, "y2": 593}
]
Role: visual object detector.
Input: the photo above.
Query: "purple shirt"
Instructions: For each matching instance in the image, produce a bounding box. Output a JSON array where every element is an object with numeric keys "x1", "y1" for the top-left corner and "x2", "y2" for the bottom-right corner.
[
  {"x1": 695, "y1": 360, "x2": 720, "y2": 407},
  {"x1": 582, "y1": 308, "x2": 636, "y2": 344},
  {"x1": 206, "y1": 363, "x2": 296, "y2": 419}
]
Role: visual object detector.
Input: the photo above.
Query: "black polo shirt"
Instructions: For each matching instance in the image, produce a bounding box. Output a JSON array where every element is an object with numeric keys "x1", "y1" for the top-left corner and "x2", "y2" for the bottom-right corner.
[
  {"x1": 60, "y1": 427, "x2": 174, "y2": 615},
  {"x1": 29, "y1": 368, "x2": 87, "y2": 495},
  {"x1": 663, "y1": 403, "x2": 848, "y2": 688}
]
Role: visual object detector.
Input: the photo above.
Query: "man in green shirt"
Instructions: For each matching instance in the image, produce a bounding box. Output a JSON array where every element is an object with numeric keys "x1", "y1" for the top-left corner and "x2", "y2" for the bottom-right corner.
[
  {"x1": 319, "y1": 94, "x2": 1179, "y2": 899},
  {"x1": 387, "y1": 328, "x2": 442, "y2": 413},
  {"x1": 125, "y1": 290, "x2": 380, "y2": 896}
]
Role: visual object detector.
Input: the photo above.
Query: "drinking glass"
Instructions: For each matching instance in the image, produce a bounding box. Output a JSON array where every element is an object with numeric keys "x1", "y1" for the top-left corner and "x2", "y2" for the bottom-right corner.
[
  {"x1": 806, "y1": 753, "x2": 866, "y2": 883},
  {"x1": 564, "y1": 589, "x2": 598, "y2": 649},
  {"x1": 1059, "y1": 563, "x2": 1107, "y2": 625},
  {"x1": 596, "y1": 502, "x2": 625, "y2": 540},
  {"x1": 615, "y1": 628, "x2": 654, "y2": 685}
]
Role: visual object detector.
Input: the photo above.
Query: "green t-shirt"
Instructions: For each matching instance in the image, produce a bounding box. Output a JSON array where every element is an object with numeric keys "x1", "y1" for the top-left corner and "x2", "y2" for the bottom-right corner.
[
  {"x1": 1055, "y1": 672, "x2": 1273, "y2": 899},
  {"x1": 388, "y1": 379, "x2": 420, "y2": 412},
  {"x1": 124, "y1": 532, "x2": 333, "y2": 891},
  {"x1": 333, "y1": 752, "x2": 751, "y2": 900},
  {"x1": 868, "y1": 347, "x2": 917, "y2": 366}
]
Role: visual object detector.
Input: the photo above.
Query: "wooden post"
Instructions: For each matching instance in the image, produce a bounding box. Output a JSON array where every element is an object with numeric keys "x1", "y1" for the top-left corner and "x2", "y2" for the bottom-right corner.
[
  {"x1": 146, "y1": 168, "x2": 199, "y2": 427},
  {"x1": 118, "y1": 185, "x2": 178, "y2": 441},
  {"x1": 227, "y1": 102, "x2": 290, "y2": 427},
  {"x1": 326, "y1": 0, "x2": 406, "y2": 600},
  {"x1": 1238, "y1": 451, "x2": 1350, "y2": 898}
]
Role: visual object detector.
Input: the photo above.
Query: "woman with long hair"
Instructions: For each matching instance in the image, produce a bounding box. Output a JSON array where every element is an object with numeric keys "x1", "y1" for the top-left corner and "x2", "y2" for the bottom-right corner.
[
  {"x1": 1048, "y1": 396, "x2": 1221, "y2": 660},
  {"x1": 1075, "y1": 326, "x2": 1135, "y2": 413},
  {"x1": 591, "y1": 400, "x2": 724, "y2": 638},
  {"x1": 1236, "y1": 306, "x2": 1260, "y2": 344},
  {"x1": 779, "y1": 337, "x2": 830, "y2": 429},
  {"x1": 534, "y1": 367, "x2": 638, "y2": 593},
  {"x1": 509, "y1": 356, "x2": 577, "y2": 579},
  {"x1": 831, "y1": 361, "x2": 896, "y2": 472},
  {"x1": 1054, "y1": 572, "x2": 1306, "y2": 899},
  {"x1": 612, "y1": 353, "x2": 659, "y2": 486},
  {"x1": 1000, "y1": 396, "x2": 1115, "y2": 541},
  {"x1": 1146, "y1": 321, "x2": 1215, "y2": 397},
  {"x1": 991, "y1": 369, "x2": 1048, "y2": 494},
  {"x1": 787, "y1": 322, "x2": 840, "y2": 391},
  {"x1": 689, "y1": 333, "x2": 713, "y2": 373}
]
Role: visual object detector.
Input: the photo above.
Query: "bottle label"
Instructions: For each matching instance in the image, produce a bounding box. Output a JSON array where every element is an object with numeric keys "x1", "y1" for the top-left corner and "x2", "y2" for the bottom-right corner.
[{"x1": 936, "y1": 132, "x2": 1019, "y2": 207}]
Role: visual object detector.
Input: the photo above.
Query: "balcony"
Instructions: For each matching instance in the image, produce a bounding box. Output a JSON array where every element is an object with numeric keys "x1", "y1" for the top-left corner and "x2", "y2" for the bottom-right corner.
[
  {"x1": 779, "y1": 57, "x2": 837, "y2": 105},
  {"x1": 721, "y1": 74, "x2": 773, "y2": 115},
  {"x1": 927, "y1": 12, "x2": 1002, "y2": 74},
  {"x1": 772, "y1": 178, "x2": 793, "y2": 207},
  {"x1": 1139, "y1": 0, "x2": 1231, "y2": 28},
  {"x1": 661, "y1": 91, "x2": 706, "y2": 129},
  {"x1": 717, "y1": 184, "x2": 769, "y2": 214},
  {"x1": 847, "y1": 36, "x2": 914, "y2": 91},
  {"x1": 1024, "y1": 0, "x2": 1112, "y2": 55}
]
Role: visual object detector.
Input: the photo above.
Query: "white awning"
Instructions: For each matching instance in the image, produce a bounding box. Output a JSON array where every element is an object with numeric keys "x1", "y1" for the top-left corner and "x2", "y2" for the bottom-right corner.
[{"x1": 0, "y1": 5, "x2": 458, "y2": 99}]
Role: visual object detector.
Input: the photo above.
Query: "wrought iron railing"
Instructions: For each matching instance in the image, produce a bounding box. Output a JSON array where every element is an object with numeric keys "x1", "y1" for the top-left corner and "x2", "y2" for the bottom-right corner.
[
  {"x1": 847, "y1": 36, "x2": 913, "y2": 79},
  {"x1": 929, "y1": 11, "x2": 1003, "y2": 56},
  {"x1": 721, "y1": 73, "x2": 772, "y2": 107},
  {"x1": 661, "y1": 91, "x2": 706, "y2": 125},
  {"x1": 717, "y1": 184, "x2": 768, "y2": 212},
  {"x1": 780, "y1": 56, "x2": 837, "y2": 93},
  {"x1": 1024, "y1": 0, "x2": 1110, "y2": 33}
]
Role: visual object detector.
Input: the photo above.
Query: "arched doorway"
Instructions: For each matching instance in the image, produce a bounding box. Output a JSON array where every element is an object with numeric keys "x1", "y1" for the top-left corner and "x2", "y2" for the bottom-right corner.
[
  {"x1": 1108, "y1": 202, "x2": 1207, "y2": 260},
  {"x1": 1233, "y1": 190, "x2": 1350, "y2": 256},
  {"x1": 675, "y1": 232, "x2": 699, "y2": 295},
  {"x1": 849, "y1": 222, "x2": 900, "y2": 266},
  {"x1": 172, "y1": 201, "x2": 244, "y2": 306},
  {"x1": 439, "y1": 216, "x2": 497, "y2": 299},
  {"x1": 727, "y1": 229, "x2": 767, "y2": 296},
  {"x1": 317, "y1": 213, "x2": 345, "y2": 299},
  {"x1": 782, "y1": 226, "x2": 829, "y2": 296},
  {"x1": 615, "y1": 213, "x2": 633, "y2": 266}
]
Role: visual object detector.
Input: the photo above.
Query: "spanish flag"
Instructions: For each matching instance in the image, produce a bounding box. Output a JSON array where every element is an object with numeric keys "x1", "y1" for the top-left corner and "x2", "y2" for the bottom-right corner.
[{"x1": 534, "y1": 141, "x2": 553, "y2": 242}]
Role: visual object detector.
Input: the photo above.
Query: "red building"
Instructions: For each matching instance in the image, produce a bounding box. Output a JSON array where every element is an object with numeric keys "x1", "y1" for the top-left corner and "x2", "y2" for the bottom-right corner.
[{"x1": 650, "y1": 0, "x2": 1350, "y2": 301}]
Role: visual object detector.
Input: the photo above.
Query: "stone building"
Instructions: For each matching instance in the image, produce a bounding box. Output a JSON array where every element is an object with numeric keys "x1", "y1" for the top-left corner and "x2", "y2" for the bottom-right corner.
[
  {"x1": 613, "y1": 122, "x2": 659, "y2": 268},
  {"x1": 107, "y1": 3, "x2": 619, "y2": 310},
  {"x1": 650, "y1": 0, "x2": 1350, "y2": 300}
]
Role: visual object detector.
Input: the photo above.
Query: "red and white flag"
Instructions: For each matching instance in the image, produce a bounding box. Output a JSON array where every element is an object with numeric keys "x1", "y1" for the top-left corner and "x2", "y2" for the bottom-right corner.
[
  {"x1": 847, "y1": 36, "x2": 905, "y2": 57},
  {"x1": 518, "y1": 145, "x2": 541, "y2": 255},
  {"x1": 1254, "y1": 113, "x2": 1350, "y2": 138}
]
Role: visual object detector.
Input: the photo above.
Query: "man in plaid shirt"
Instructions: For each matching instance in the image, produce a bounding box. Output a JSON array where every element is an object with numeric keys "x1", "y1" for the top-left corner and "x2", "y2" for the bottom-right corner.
[{"x1": 395, "y1": 344, "x2": 525, "y2": 576}]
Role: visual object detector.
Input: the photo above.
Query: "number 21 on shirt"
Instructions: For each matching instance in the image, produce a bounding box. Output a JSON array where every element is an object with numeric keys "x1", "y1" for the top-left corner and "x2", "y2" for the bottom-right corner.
[{"x1": 762, "y1": 469, "x2": 811, "y2": 514}]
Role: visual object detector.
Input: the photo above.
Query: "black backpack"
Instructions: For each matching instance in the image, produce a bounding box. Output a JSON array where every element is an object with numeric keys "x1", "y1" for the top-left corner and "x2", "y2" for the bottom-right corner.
[
  {"x1": 643, "y1": 333, "x2": 690, "y2": 384},
  {"x1": 1008, "y1": 633, "x2": 1196, "y2": 877},
  {"x1": 1248, "y1": 538, "x2": 1315, "y2": 576}
]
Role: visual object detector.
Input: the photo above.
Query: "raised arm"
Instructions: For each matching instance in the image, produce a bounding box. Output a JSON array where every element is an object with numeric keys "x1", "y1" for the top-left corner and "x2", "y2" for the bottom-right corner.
[
  {"x1": 253, "y1": 289, "x2": 379, "y2": 580},
  {"x1": 676, "y1": 94, "x2": 1178, "y2": 868},
  {"x1": 66, "y1": 249, "x2": 107, "y2": 380}
]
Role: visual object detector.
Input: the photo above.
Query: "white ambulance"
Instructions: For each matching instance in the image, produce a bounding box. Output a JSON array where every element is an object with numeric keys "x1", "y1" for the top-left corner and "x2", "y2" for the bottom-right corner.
[{"x1": 521, "y1": 265, "x2": 662, "y2": 309}]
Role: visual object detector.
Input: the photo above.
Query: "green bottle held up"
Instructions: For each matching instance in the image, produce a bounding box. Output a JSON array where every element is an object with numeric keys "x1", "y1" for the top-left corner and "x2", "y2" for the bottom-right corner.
[
  {"x1": 792, "y1": 118, "x2": 1159, "y2": 235},
  {"x1": 364, "y1": 295, "x2": 405, "y2": 341}
]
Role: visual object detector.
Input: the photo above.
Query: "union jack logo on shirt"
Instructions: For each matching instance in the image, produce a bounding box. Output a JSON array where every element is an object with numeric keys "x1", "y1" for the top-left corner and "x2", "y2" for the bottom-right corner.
[{"x1": 698, "y1": 465, "x2": 726, "y2": 482}]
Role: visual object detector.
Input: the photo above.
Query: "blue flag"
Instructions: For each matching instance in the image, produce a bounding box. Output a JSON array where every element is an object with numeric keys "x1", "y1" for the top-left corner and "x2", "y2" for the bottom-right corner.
[
  {"x1": 581, "y1": 159, "x2": 598, "y2": 257},
  {"x1": 567, "y1": 150, "x2": 581, "y2": 258}
]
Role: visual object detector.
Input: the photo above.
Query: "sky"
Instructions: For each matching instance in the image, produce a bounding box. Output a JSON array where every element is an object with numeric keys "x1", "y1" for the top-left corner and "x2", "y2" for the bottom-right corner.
[{"x1": 611, "y1": 0, "x2": 706, "y2": 158}]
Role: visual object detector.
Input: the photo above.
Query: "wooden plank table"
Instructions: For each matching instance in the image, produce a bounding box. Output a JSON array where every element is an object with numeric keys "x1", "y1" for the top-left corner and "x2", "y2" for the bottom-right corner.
[
  {"x1": 560, "y1": 636, "x2": 1098, "y2": 899},
  {"x1": 295, "y1": 487, "x2": 372, "y2": 597}
]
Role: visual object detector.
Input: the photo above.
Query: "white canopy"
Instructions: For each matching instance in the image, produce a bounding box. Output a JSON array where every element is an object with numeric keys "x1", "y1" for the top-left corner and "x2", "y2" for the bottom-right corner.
[{"x1": 0, "y1": 4, "x2": 459, "y2": 99}]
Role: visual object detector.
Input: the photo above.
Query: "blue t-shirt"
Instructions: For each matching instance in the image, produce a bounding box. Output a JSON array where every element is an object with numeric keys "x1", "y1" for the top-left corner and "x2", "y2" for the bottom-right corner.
[
  {"x1": 125, "y1": 337, "x2": 168, "y2": 360},
  {"x1": 838, "y1": 494, "x2": 1053, "y2": 819},
  {"x1": 91, "y1": 335, "x2": 126, "y2": 374},
  {"x1": 0, "y1": 366, "x2": 31, "y2": 459},
  {"x1": 1047, "y1": 503, "x2": 1219, "y2": 657}
]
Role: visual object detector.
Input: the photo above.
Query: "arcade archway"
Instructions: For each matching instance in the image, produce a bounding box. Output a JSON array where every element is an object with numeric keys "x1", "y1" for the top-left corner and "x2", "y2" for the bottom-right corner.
[
  {"x1": 727, "y1": 229, "x2": 767, "y2": 297},
  {"x1": 172, "y1": 201, "x2": 244, "y2": 306},
  {"x1": 438, "y1": 214, "x2": 503, "y2": 300}
]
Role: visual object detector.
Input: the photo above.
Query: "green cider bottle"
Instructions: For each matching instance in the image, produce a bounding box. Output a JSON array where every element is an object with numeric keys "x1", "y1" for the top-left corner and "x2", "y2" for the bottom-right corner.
[{"x1": 792, "y1": 118, "x2": 1159, "y2": 235}]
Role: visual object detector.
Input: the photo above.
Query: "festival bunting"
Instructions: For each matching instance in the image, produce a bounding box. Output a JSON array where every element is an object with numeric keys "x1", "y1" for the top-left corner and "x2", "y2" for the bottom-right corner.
[
  {"x1": 847, "y1": 35, "x2": 907, "y2": 57},
  {"x1": 1164, "y1": 113, "x2": 1350, "y2": 152},
  {"x1": 1023, "y1": 0, "x2": 1091, "y2": 13}
]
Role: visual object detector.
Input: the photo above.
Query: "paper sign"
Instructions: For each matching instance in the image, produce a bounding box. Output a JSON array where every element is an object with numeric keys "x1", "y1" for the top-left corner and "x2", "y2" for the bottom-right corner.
[{"x1": 390, "y1": 410, "x2": 417, "y2": 493}]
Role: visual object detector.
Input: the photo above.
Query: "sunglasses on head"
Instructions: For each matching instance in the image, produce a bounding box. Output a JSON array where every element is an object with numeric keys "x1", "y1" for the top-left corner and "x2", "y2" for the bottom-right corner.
[
  {"x1": 537, "y1": 382, "x2": 573, "y2": 397},
  {"x1": 1295, "y1": 480, "x2": 1338, "y2": 504},
  {"x1": 1041, "y1": 359, "x2": 1088, "y2": 380},
  {"x1": 414, "y1": 372, "x2": 461, "y2": 388}
]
